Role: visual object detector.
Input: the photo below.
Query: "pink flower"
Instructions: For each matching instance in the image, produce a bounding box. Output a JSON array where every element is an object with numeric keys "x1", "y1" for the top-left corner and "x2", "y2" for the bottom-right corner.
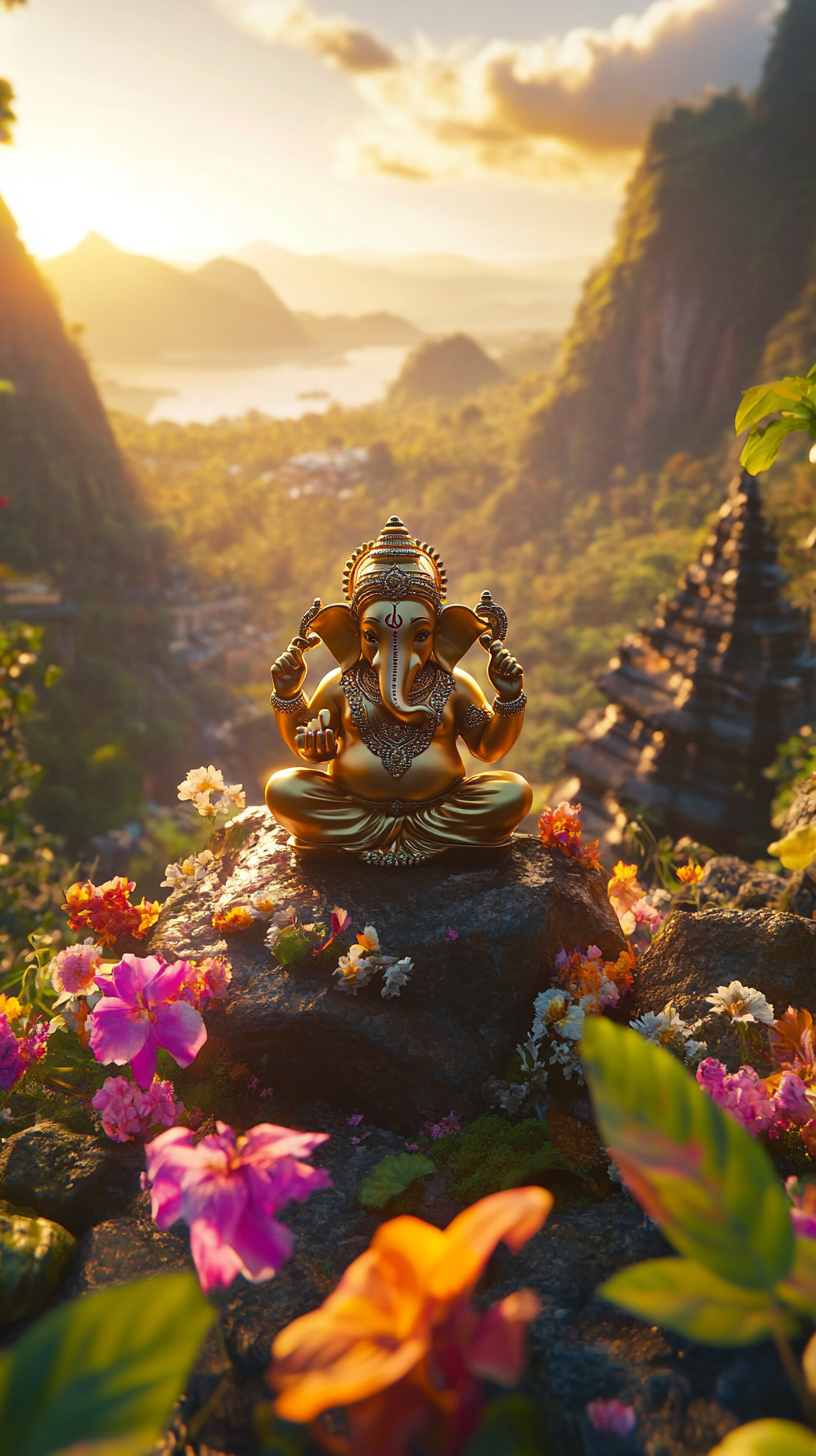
[
  {"x1": 696, "y1": 1059, "x2": 776, "y2": 1134},
  {"x1": 445, "y1": 928, "x2": 459, "y2": 943},
  {"x1": 260, "y1": 1087, "x2": 275, "y2": 1098},
  {"x1": 587, "y1": 1399, "x2": 637, "y2": 1436},
  {"x1": 179, "y1": 956, "x2": 233, "y2": 1011},
  {"x1": 346, "y1": 1113, "x2": 363, "y2": 1126},
  {"x1": 421, "y1": 1111, "x2": 461, "y2": 1140},
  {"x1": 144, "y1": 1121, "x2": 331, "y2": 1294},
  {"x1": 786, "y1": 1177, "x2": 816, "y2": 1240},
  {"x1": 89, "y1": 954, "x2": 207, "y2": 1088},
  {"x1": 92, "y1": 1074, "x2": 184, "y2": 1143},
  {"x1": 248, "y1": 1077, "x2": 260, "y2": 1092},
  {"x1": 405, "y1": 1142, "x2": 419, "y2": 1151},
  {"x1": 0, "y1": 1015, "x2": 27, "y2": 1091},
  {"x1": 50, "y1": 941, "x2": 103, "y2": 996},
  {"x1": 775, "y1": 1071, "x2": 813, "y2": 1125}
]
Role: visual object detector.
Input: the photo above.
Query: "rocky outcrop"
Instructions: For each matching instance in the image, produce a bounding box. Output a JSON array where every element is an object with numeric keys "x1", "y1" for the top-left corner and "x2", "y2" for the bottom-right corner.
[
  {"x1": 0, "y1": 1208, "x2": 76, "y2": 1323},
  {"x1": 698, "y1": 856, "x2": 785, "y2": 911},
  {"x1": 0, "y1": 1122, "x2": 144, "y2": 1236},
  {"x1": 635, "y1": 907, "x2": 816, "y2": 1020},
  {"x1": 150, "y1": 811, "x2": 625, "y2": 1132}
]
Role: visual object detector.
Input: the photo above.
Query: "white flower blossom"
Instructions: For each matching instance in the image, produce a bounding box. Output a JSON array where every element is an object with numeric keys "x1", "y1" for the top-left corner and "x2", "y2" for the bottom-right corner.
[
  {"x1": 333, "y1": 952, "x2": 377, "y2": 994},
  {"x1": 381, "y1": 957, "x2": 413, "y2": 998},
  {"x1": 548, "y1": 1038, "x2": 584, "y2": 1082},
  {"x1": 249, "y1": 890, "x2": 277, "y2": 920},
  {"x1": 161, "y1": 849, "x2": 215, "y2": 893},
  {"x1": 704, "y1": 982, "x2": 774, "y2": 1024},
  {"x1": 684, "y1": 1038, "x2": 708, "y2": 1064},
  {"x1": 178, "y1": 765, "x2": 225, "y2": 802},
  {"x1": 264, "y1": 907, "x2": 297, "y2": 951}
]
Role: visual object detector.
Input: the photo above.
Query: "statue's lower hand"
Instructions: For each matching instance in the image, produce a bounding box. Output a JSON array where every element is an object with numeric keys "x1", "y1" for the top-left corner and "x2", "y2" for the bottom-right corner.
[
  {"x1": 295, "y1": 709, "x2": 337, "y2": 762},
  {"x1": 487, "y1": 639, "x2": 523, "y2": 700},
  {"x1": 271, "y1": 640, "x2": 307, "y2": 700}
]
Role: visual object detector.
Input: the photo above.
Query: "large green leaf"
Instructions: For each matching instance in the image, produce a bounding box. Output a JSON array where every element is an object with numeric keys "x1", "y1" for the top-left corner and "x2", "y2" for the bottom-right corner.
[
  {"x1": 600, "y1": 1258, "x2": 791, "y2": 1345},
  {"x1": 735, "y1": 378, "x2": 810, "y2": 432},
  {"x1": 359, "y1": 1152, "x2": 435, "y2": 1209},
  {"x1": 709, "y1": 1420, "x2": 816, "y2": 1455},
  {"x1": 741, "y1": 415, "x2": 810, "y2": 474},
  {"x1": 0, "y1": 1271, "x2": 214, "y2": 1456},
  {"x1": 776, "y1": 1236, "x2": 816, "y2": 1321},
  {"x1": 581, "y1": 1019, "x2": 794, "y2": 1290}
]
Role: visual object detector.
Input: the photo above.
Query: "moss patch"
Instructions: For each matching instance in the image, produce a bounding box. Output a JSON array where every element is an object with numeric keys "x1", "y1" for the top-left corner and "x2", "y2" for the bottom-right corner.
[{"x1": 425, "y1": 1115, "x2": 590, "y2": 1207}]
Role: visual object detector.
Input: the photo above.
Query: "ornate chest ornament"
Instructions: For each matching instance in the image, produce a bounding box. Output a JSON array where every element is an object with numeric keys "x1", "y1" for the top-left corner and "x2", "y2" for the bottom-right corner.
[{"x1": 341, "y1": 660, "x2": 455, "y2": 779}]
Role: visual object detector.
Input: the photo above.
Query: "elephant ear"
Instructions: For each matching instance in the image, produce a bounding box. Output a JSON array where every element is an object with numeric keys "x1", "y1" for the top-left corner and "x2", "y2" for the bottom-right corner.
[
  {"x1": 433, "y1": 605, "x2": 487, "y2": 673},
  {"x1": 311, "y1": 603, "x2": 360, "y2": 669}
]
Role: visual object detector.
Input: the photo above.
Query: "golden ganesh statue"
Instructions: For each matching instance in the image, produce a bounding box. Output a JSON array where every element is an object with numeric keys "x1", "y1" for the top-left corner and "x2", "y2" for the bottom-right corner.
[{"x1": 265, "y1": 517, "x2": 532, "y2": 865}]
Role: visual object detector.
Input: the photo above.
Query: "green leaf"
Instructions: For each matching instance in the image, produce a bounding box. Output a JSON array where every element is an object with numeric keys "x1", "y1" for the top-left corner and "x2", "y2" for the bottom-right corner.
[
  {"x1": 464, "y1": 1395, "x2": 546, "y2": 1456},
  {"x1": 741, "y1": 416, "x2": 809, "y2": 474},
  {"x1": 359, "y1": 1152, "x2": 435, "y2": 1209},
  {"x1": 709, "y1": 1420, "x2": 816, "y2": 1455},
  {"x1": 735, "y1": 378, "x2": 810, "y2": 432},
  {"x1": 600, "y1": 1258, "x2": 790, "y2": 1345},
  {"x1": 777, "y1": 1236, "x2": 816, "y2": 1321},
  {"x1": 581, "y1": 1019, "x2": 794, "y2": 1290},
  {"x1": 273, "y1": 926, "x2": 316, "y2": 966},
  {"x1": 0, "y1": 1212, "x2": 77, "y2": 1324},
  {"x1": 0, "y1": 1271, "x2": 214, "y2": 1456},
  {"x1": 0, "y1": 379, "x2": 15, "y2": 395}
]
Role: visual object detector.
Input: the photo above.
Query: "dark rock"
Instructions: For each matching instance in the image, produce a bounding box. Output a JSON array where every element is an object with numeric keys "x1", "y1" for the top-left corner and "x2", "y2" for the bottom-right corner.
[
  {"x1": 635, "y1": 907, "x2": 816, "y2": 1020},
  {"x1": 698, "y1": 855, "x2": 785, "y2": 910},
  {"x1": 0, "y1": 1211, "x2": 76, "y2": 1323},
  {"x1": 780, "y1": 779, "x2": 816, "y2": 837},
  {"x1": 62, "y1": 1214, "x2": 192, "y2": 1297},
  {"x1": 0, "y1": 1122, "x2": 144, "y2": 1236},
  {"x1": 150, "y1": 814, "x2": 624, "y2": 1133}
]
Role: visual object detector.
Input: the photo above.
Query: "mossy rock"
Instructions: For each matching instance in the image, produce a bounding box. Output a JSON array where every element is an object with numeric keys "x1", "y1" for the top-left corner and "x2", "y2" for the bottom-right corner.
[
  {"x1": 430, "y1": 1115, "x2": 589, "y2": 1206},
  {"x1": 0, "y1": 1210, "x2": 76, "y2": 1323}
]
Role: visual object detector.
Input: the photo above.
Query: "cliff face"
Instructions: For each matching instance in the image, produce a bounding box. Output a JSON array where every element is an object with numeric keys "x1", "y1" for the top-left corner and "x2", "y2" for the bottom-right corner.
[{"x1": 524, "y1": 0, "x2": 816, "y2": 491}]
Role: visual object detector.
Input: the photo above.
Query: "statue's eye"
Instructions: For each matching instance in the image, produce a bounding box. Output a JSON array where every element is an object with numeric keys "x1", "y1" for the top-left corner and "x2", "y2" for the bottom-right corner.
[
  {"x1": 415, "y1": 630, "x2": 431, "y2": 643},
  {"x1": 363, "y1": 630, "x2": 378, "y2": 644}
]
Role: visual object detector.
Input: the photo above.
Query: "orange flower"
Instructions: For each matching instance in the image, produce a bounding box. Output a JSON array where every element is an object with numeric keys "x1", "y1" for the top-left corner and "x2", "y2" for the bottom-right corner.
[
  {"x1": 212, "y1": 905, "x2": 255, "y2": 934},
  {"x1": 607, "y1": 943, "x2": 637, "y2": 997},
  {"x1": 0, "y1": 994, "x2": 22, "y2": 1022},
  {"x1": 270, "y1": 1188, "x2": 551, "y2": 1454},
  {"x1": 607, "y1": 862, "x2": 642, "y2": 919},
  {"x1": 63, "y1": 878, "x2": 160, "y2": 948},
  {"x1": 538, "y1": 801, "x2": 600, "y2": 870},
  {"x1": 677, "y1": 861, "x2": 704, "y2": 885}
]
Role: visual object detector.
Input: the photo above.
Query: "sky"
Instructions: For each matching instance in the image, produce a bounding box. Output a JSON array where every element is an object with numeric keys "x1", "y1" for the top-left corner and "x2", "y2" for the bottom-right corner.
[{"x1": 0, "y1": 0, "x2": 778, "y2": 263}]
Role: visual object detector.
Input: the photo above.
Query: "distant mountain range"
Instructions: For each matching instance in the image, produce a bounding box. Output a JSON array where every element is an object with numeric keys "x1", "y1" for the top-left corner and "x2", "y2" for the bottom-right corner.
[
  {"x1": 39, "y1": 235, "x2": 422, "y2": 363},
  {"x1": 236, "y1": 243, "x2": 594, "y2": 336}
]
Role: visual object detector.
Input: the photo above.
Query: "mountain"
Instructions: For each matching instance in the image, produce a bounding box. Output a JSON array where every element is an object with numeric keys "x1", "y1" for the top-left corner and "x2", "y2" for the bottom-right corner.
[
  {"x1": 294, "y1": 311, "x2": 422, "y2": 347},
  {"x1": 40, "y1": 234, "x2": 308, "y2": 360},
  {"x1": 522, "y1": 0, "x2": 816, "y2": 494},
  {"x1": 0, "y1": 201, "x2": 196, "y2": 847},
  {"x1": 236, "y1": 243, "x2": 594, "y2": 335},
  {"x1": 389, "y1": 333, "x2": 504, "y2": 404}
]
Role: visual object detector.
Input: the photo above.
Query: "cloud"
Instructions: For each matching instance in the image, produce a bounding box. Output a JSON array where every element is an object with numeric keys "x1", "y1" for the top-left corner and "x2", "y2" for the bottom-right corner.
[{"x1": 222, "y1": 0, "x2": 776, "y2": 184}]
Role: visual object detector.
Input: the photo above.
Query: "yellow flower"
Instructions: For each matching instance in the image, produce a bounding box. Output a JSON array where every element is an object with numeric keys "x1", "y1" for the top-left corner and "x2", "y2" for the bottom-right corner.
[
  {"x1": 676, "y1": 861, "x2": 704, "y2": 885},
  {"x1": 607, "y1": 861, "x2": 643, "y2": 921},
  {"x1": 0, "y1": 994, "x2": 22, "y2": 1022},
  {"x1": 212, "y1": 905, "x2": 255, "y2": 934},
  {"x1": 270, "y1": 1187, "x2": 551, "y2": 1443},
  {"x1": 768, "y1": 824, "x2": 816, "y2": 872}
]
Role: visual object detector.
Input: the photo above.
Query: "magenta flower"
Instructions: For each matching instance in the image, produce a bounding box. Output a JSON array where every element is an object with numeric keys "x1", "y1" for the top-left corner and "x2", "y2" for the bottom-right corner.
[
  {"x1": 775, "y1": 1071, "x2": 813, "y2": 1125},
  {"x1": 696, "y1": 1058, "x2": 776, "y2": 1134},
  {"x1": 0, "y1": 1015, "x2": 26, "y2": 1091},
  {"x1": 786, "y1": 1177, "x2": 816, "y2": 1239},
  {"x1": 89, "y1": 954, "x2": 207, "y2": 1088},
  {"x1": 445, "y1": 927, "x2": 459, "y2": 943},
  {"x1": 587, "y1": 1399, "x2": 637, "y2": 1436},
  {"x1": 144, "y1": 1120, "x2": 331, "y2": 1294}
]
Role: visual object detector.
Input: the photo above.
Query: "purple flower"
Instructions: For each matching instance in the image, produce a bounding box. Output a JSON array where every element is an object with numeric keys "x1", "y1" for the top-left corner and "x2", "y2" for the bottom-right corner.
[
  {"x1": 696, "y1": 1059, "x2": 776, "y2": 1135},
  {"x1": 786, "y1": 1177, "x2": 816, "y2": 1240},
  {"x1": 144, "y1": 1120, "x2": 331, "y2": 1294},
  {"x1": 445, "y1": 928, "x2": 458, "y2": 943},
  {"x1": 347, "y1": 1113, "x2": 363, "y2": 1126},
  {"x1": 775, "y1": 1071, "x2": 812, "y2": 1125},
  {"x1": 587, "y1": 1399, "x2": 637, "y2": 1436},
  {"x1": 89, "y1": 954, "x2": 207, "y2": 1088},
  {"x1": 248, "y1": 1076, "x2": 260, "y2": 1092},
  {"x1": 0, "y1": 1015, "x2": 26, "y2": 1091}
]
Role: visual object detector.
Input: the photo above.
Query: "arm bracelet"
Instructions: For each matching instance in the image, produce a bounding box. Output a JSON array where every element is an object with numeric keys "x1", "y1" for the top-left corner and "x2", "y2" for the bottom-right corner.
[
  {"x1": 492, "y1": 692, "x2": 527, "y2": 717},
  {"x1": 271, "y1": 689, "x2": 307, "y2": 714}
]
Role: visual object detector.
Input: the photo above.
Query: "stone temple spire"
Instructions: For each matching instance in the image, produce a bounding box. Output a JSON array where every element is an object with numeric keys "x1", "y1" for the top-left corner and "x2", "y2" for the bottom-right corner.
[{"x1": 567, "y1": 470, "x2": 816, "y2": 855}]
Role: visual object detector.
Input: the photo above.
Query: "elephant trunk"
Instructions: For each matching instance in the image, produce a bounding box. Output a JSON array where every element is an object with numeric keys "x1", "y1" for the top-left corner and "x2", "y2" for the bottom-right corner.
[{"x1": 379, "y1": 640, "x2": 435, "y2": 725}]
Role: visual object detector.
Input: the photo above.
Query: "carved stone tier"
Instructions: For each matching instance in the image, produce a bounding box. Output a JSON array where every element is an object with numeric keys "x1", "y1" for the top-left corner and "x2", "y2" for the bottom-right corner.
[
  {"x1": 567, "y1": 470, "x2": 816, "y2": 855},
  {"x1": 149, "y1": 809, "x2": 625, "y2": 1132}
]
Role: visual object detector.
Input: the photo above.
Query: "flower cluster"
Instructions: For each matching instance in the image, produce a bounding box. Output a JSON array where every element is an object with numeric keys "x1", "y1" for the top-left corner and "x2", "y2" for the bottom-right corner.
[
  {"x1": 92, "y1": 1074, "x2": 183, "y2": 1143},
  {"x1": 538, "y1": 800, "x2": 600, "y2": 870},
  {"x1": 607, "y1": 861, "x2": 671, "y2": 941},
  {"x1": 332, "y1": 924, "x2": 413, "y2": 999},
  {"x1": 0, "y1": 1014, "x2": 48, "y2": 1091},
  {"x1": 177, "y1": 765, "x2": 245, "y2": 819},
  {"x1": 213, "y1": 905, "x2": 255, "y2": 934},
  {"x1": 161, "y1": 849, "x2": 215, "y2": 894},
  {"x1": 692, "y1": 997, "x2": 816, "y2": 1146},
  {"x1": 587, "y1": 1400, "x2": 637, "y2": 1437},
  {"x1": 421, "y1": 1111, "x2": 461, "y2": 1140},
  {"x1": 696, "y1": 1060, "x2": 782, "y2": 1134},
  {"x1": 177, "y1": 955, "x2": 232, "y2": 1012},
  {"x1": 63, "y1": 877, "x2": 160, "y2": 949},
  {"x1": 553, "y1": 943, "x2": 633, "y2": 1013},
  {"x1": 630, "y1": 1004, "x2": 708, "y2": 1065},
  {"x1": 269, "y1": 1187, "x2": 551, "y2": 1454},
  {"x1": 144, "y1": 1120, "x2": 331, "y2": 1294},
  {"x1": 705, "y1": 981, "x2": 774, "y2": 1024}
]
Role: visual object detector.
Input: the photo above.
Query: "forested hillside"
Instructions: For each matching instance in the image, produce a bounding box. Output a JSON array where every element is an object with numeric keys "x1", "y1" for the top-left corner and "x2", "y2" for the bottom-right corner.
[
  {"x1": 0, "y1": 199, "x2": 195, "y2": 847},
  {"x1": 523, "y1": 0, "x2": 816, "y2": 492}
]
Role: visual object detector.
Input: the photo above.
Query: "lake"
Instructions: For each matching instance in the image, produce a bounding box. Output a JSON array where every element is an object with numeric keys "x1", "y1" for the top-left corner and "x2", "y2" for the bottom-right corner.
[{"x1": 97, "y1": 345, "x2": 412, "y2": 424}]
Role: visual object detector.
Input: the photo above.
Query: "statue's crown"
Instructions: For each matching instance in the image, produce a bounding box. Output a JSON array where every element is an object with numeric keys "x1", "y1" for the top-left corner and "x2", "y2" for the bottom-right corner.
[{"x1": 344, "y1": 517, "x2": 447, "y2": 616}]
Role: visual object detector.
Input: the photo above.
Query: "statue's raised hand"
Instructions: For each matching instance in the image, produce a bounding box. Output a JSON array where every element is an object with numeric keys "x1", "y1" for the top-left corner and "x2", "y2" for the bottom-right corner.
[
  {"x1": 295, "y1": 709, "x2": 337, "y2": 762},
  {"x1": 271, "y1": 640, "x2": 307, "y2": 700},
  {"x1": 487, "y1": 639, "x2": 523, "y2": 700}
]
